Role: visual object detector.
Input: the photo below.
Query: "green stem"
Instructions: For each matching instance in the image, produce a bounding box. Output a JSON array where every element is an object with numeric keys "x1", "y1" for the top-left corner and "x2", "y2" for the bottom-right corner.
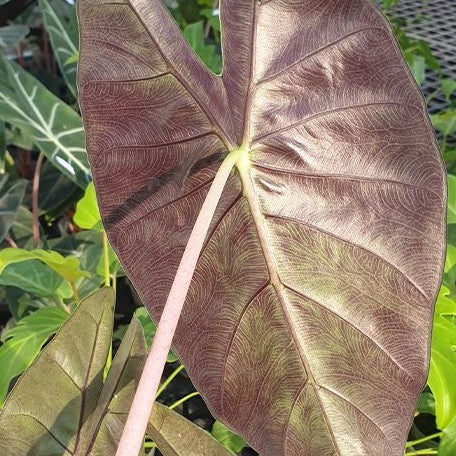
[
  {"x1": 144, "y1": 441, "x2": 156, "y2": 449},
  {"x1": 115, "y1": 149, "x2": 241, "y2": 456},
  {"x1": 406, "y1": 432, "x2": 443, "y2": 448},
  {"x1": 169, "y1": 392, "x2": 200, "y2": 411},
  {"x1": 102, "y1": 230, "x2": 110, "y2": 287},
  {"x1": 405, "y1": 450, "x2": 438, "y2": 455},
  {"x1": 69, "y1": 281, "x2": 80, "y2": 305},
  {"x1": 104, "y1": 343, "x2": 112, "y2": 381},
  {"x1": 426, "y1": 88, "x2": 441, "y2": 104},
  {"x1": 155, "y1": 364, "x2": 185, "y2": 399},
  {"x1": 111, "y1": 266, "x2": 118, "y2": 293},
  {"x1": 32, "y1": 152, "x2": 45, "y2": 248}
]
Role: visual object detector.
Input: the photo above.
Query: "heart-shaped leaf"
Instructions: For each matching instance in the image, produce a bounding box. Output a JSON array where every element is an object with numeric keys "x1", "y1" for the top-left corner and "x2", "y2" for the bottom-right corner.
[{"x1": 78, "y1": 1, "x2": 446, "y2": 454}]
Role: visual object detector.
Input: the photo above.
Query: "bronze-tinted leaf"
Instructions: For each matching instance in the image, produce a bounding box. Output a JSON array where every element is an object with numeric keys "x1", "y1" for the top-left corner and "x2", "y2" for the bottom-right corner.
[
  {"x1": 77, "y1": 1, "x2": 447, "y2": 454},
  {"x1": 0, "y1": 288, "x2": 114, "y2": 455},
  {"x1": 88, "y1": 315, "x2": 147, "y2": 456},
  {"x1": 147, "y1": 402, "x2": 234, "y2": 456}
]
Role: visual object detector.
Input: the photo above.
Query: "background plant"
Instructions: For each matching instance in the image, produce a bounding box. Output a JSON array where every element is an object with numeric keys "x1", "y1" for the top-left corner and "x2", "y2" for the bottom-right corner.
[{"x1": 0, "y1": 0, "x2": 455, "y2": 455}]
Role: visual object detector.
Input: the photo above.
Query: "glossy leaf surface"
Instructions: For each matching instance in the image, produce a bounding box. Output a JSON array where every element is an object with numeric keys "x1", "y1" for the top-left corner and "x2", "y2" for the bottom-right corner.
[{"x1": 78, "y1": 1, "x2": 446, "y2": 454}]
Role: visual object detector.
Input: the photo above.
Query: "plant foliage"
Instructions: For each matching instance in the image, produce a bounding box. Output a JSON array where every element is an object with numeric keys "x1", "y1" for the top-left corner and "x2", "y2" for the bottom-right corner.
[
  {"x1": 0, "y1": 0, "x2": 455, "y2": 455},
  {"x1": 77, "y1": 0, "x2": 446, "y2": 454}
]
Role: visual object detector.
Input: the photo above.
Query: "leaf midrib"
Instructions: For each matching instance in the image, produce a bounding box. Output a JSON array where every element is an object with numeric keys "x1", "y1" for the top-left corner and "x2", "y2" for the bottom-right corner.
[{"x1": 236, "y1": 155, "x2": 342, "y2": 455}]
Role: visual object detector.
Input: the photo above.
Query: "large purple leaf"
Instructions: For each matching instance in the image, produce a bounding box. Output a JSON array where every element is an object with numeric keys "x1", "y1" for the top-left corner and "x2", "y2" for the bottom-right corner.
[{"x1": 77, "y1": 1, "x2": 446, "y2": 454}]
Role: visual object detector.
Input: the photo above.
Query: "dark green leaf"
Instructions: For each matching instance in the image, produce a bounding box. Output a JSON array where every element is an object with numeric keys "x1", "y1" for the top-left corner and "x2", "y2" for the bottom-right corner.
[
  {"x1": 0, "y1": 56, "x2": 90, "y2": 188},
  {"x1": 38, "y1": 160, "x2": 80, "y2": 214},
  {"x1": 0, "y1": 24, "x2": 29, "y2": 53},
  {"x1": 0, "y1": 175, "x2": 27, "y2": 243},
  {"x1": 39, "y1": 0, "x2": 79, "y2": 98},
  {"x1": 88, "y1": 316, "x2": 147, "y2": 455}
]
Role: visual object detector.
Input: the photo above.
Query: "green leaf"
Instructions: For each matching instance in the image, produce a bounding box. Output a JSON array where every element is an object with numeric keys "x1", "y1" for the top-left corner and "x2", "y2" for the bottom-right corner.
[
  {"x1": 416, "y1": 390, "x2": 435, "y2": 416},
  {"x1": 440, "y1": 417, "x2": 456, "y2": 456},
  {"x1": 212, "y1": 421, "x2": 246, "y2": 454},
  {"x1": 0, "y1": 120, "x2": 6, "y2": 174},
  {"x1": 0, "y1": 56, "x2": 90, "y2": 188},
  {"x1": 440, "y1": 79, "x2": 456, "y2": 102},
  {"x1": 0, "y1": 259, "x2": 65, "y2": 297},
  {"x1": 183, "y1": 21, "x2": 221, "y2": 74},
  {"x1": 0, "y1": 24, "x2": 30, "y2": 54},
  {"x1": 404, "y1": 53, "x2": 426, "y2": 86},
  {"x1": 0, "y1": 306, "x2": 67, "y2": 406},
  {"x1": 428, "y1": 286, "x2": 456, "y2": 429},
  {"x1": 8, "y1": 206, "x2": 35, "y2": 247},
  {"x1": 147, "y1": 402, "x2": 234, "y2": 456},
  {"x1": 39, "y1": 0, "x2": 79, "y2": 98},
  {"x1": 39, "y1": 160, "x2": 80, "y2": 213},
  {"x1": 135, "y1": 307, "x2": 178, "y2": 362},
  {"x1": 0, "y1": 175, "x2": 27, "y2": 243},
  {"x1": 0, "y1": 248, "x2": 89, "y2": 283},
  {"x1": 74, "y1": 181, "x2": 102, "y2": 231},
  {"x1": 200, "y1": 9, "x2": 221, "y2": 34},
  {"x1": 0, "y1": 288, "x2": 114, "y2": 454},
  {"x1": 431, "y1": 110, "x2": 456, "y2": 137},
  {"x1": 447, "y1": 175, "x2": 456, "y2": 225},
  {"x1": 64, "y1": 51, "x2": 79, "y2": 66}
]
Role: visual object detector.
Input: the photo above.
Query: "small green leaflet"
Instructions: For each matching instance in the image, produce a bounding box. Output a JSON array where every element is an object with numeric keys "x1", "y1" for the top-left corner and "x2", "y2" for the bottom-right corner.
[
  {"x1": 0, "y1": 56, "x2": 90, "y2": 188},
  {"x1": 74, "y1": 181, "x2": 102, "y2": 231}
]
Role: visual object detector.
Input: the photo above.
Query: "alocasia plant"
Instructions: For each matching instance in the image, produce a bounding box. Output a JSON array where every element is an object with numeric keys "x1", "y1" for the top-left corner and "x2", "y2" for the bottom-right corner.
[{"x1": 77, "y1": 0, "x2": 447, "y2": 455}]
